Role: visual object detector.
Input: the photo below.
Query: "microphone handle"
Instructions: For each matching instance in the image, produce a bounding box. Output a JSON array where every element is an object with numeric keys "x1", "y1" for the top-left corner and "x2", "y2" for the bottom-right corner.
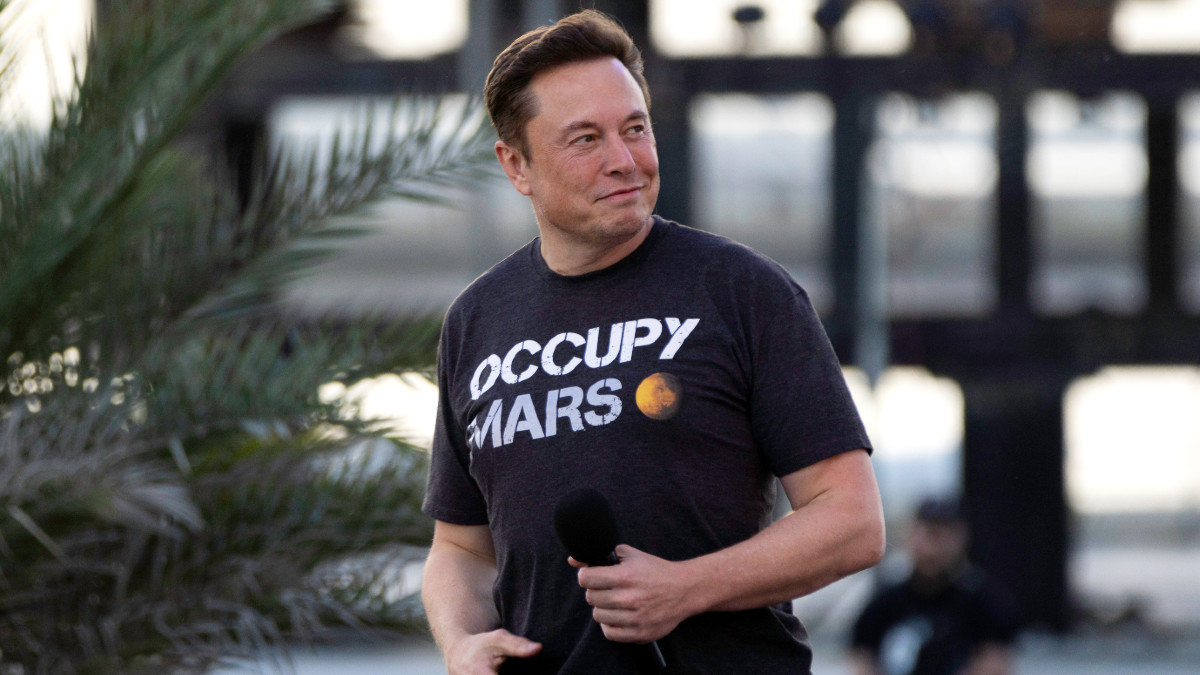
[
  {"x1": 646, "y1": 641, "x2": 666, "y2": 670},
  {"x1": 601, "y1": 549, "x2": 666, "y2": 670}
]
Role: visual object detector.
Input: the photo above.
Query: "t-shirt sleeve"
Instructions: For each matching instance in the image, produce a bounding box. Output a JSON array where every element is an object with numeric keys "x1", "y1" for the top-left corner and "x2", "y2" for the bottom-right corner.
[
  {"x1": 748, "y1": 284, "x2": 871, "y2": 477},
  {"x1": 421, "y1": 317, "x2": 489, "y2": 526}
]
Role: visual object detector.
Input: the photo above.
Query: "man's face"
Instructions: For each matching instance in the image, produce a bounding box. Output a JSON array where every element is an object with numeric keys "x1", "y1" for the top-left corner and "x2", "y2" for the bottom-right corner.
[
  {"x1": 909, "y1": 520, "x2": 969, "y2": 579},
  {"x1": 496, "y1": 57, "x2": 659, "y2": 252}
]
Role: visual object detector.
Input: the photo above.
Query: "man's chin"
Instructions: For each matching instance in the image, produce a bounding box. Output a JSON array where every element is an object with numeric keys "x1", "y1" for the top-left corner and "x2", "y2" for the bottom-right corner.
[
  {"x1": 603, "y1": 213, "x2": 653, "y2": 237},
  {"x1": 610, "y1": 204, "x2": 654, "y2": 228}
]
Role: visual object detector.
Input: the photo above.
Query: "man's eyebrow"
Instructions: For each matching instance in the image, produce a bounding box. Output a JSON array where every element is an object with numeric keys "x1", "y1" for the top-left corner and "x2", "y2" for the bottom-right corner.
[
  {"x1": 561, "y1": 120, "x2": 599, "y2": 136},
  {"x1": 559, "y1": 111, "x2": 650, "y2": 137}
]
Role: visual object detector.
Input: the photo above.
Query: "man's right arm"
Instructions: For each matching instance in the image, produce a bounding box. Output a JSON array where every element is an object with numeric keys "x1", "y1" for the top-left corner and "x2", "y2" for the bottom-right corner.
[{"x1": 422, "y1": 521, "x2": 542, "y2": 674}]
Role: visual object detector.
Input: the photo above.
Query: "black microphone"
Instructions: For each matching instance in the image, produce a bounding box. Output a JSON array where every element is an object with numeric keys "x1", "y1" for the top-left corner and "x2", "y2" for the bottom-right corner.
[{"x1": 553, "y1": 488, "x2": 667, "y2": 670}]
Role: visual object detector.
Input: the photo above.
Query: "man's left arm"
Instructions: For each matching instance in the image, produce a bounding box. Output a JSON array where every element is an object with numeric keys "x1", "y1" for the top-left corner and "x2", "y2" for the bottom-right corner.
[{"x1": 575, "y1": 448, "x2": 885, "y2": 644}]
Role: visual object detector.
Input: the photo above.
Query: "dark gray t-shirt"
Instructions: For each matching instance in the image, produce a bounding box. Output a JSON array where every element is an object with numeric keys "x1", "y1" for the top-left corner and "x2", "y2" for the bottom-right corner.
[{"x1": 423, "y1": 218, "x2": 870, "y2": 674}]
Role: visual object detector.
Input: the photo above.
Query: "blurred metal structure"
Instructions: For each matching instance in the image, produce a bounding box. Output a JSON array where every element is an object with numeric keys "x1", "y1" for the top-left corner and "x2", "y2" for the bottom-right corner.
[{"x1": 192, "y1": 0, "x2": 1200, "y2": 631}]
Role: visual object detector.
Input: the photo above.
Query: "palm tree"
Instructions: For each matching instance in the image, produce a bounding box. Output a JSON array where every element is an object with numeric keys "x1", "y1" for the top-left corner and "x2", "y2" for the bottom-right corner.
[{"x1": 0, "y1": 1, "x2": 492, "y2": 672}]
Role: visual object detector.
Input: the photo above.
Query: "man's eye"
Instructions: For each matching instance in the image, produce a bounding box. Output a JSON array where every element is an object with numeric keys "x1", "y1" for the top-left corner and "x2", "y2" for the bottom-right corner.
[{"x1": 573, "y1": 134, "x2": 595, "y2": 144}]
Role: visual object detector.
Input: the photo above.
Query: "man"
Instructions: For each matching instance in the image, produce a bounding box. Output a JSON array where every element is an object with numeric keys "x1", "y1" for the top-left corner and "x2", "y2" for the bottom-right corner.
[
  {"x1": 421, "y1": 10, "x2": 885, "y2": 674},
  {"x1": 849, "y1": 496, "x2": 1020, "y2": 675}
]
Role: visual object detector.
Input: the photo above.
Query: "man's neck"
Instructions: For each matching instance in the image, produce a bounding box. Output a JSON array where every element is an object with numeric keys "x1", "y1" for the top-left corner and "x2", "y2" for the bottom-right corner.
[{"x1": 539, "y1": 219, "x2": 653, "y2": 276}]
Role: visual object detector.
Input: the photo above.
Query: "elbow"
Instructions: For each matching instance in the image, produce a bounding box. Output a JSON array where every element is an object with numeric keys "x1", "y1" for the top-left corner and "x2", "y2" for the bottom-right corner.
[
  {"x1": 849, "y1": 504, "x2": 887, "y2": 574},
  {"x1": 844, "y1": 530, "x2": 885, "y2": 579},
  {"x1": 863, "y1": 518, "x2": 887, "y2": 570},
  {"x1": 851, "y1": 469, "x2": 887, "y2": 572}
]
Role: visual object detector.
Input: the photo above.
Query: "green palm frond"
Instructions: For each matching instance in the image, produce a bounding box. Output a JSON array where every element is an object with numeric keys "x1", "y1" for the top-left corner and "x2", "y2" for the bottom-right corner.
[
  {"x1": 0, "y1": 0, "x2": 335, "y2": 371},
  {"x1": 0, "y1": 0, "x2": 36, "y2": 112},
  {"x1": 186, "y1": 95, "x2": 496, "y2": 324},
  {"x1": 0, "y1": 0, "x2": 493, "y2": 672}
]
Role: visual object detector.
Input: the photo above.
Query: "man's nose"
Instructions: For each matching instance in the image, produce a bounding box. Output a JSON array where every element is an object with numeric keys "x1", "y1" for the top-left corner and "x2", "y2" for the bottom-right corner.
[{"x1": 602, "y1": 137, "x2": 636, "y2": 174}]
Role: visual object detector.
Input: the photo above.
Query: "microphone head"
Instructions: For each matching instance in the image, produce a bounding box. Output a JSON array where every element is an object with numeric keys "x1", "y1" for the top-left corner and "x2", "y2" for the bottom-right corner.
[{"x1": 553, "y1": 488, "x2": 620, "y2": 566}]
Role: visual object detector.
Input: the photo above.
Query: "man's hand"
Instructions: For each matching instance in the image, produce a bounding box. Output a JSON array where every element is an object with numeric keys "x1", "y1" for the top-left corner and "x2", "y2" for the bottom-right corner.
[
  {"x1": 424, "y1": 522, "x2": 542, "y2": 674},
  {"x1": 570, "y1": 544, "x2": 692, "y2": 644},
  {"x1": 443, "y1": 628, "x2": 542, "y2": 675}
]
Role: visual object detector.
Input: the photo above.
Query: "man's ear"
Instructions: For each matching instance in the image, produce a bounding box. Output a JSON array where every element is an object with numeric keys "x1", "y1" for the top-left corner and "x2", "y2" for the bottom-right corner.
[{"x1": 495, "y1": 140, "x2": 532, "y2": 196}]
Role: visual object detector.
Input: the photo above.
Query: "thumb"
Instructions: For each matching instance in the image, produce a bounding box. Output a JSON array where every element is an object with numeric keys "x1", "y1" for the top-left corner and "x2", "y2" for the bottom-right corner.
[
  {"x1": 491, "y1": 629, "x2": 542, "y2": 658},
  {"x1": 613, "y1": 543, "x2": 642, "y2": 559}
]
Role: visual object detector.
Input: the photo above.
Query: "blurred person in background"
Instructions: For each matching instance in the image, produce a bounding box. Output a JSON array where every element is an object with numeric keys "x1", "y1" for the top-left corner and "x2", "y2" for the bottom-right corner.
[
  {"x1": 420, "y1": 9, "x2": 884, "y2": 675},
  {"x1": 849, "y1": 495, "x2": 1021, "y2": 675}
]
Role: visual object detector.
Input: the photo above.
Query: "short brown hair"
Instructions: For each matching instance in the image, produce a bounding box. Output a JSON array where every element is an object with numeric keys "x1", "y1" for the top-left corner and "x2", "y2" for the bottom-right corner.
[{"x1": 484, "y1": 10, "x2": 650, "y2": 158}]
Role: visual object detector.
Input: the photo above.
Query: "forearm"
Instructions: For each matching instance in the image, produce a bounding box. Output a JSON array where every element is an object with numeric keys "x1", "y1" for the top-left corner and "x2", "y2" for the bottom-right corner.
[
  {"x1": 649, "y1": 448, "x2": 884, "y2": 616},
  {"x1": 680, "y1": 478, "x2": 884, "y2": 613},
  {"x1": 421, "y1": 539, "x2": 501, "y2": 652}
]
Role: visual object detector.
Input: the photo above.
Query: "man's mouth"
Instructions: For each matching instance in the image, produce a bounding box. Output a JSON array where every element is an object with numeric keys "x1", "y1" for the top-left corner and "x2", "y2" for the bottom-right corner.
[{"x1": 600, "y1": 186, "x2": 641, "y2": 200}]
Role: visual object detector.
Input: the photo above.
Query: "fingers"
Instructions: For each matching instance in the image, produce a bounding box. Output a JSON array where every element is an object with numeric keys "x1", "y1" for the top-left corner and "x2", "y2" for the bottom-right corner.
[
  {"x1": 613, "y1": 543, "x2": 637, "y2": 557},
  {"x1": 576, "y1": 547, "x2": 642, "y2": 588},
  {"x1": 568, "y1": 544, "x2": 640, "y2": 571},
  {"x1": 591, "y1": 605, "x2": 635, "y2": 627},
  {"x1": 585, "y1": 585, "x2": 627, "y2": 608},
  {"x1": 591, "y1": 608, "x2": 657, "y2": 644},
  {"x1": 575, "y1": 546, "x2": 639, "y2": 596},
  {"x1": 447, "y1": 629, "x2": 541, "y2": 675},
  {"x1": 570, "y1": 546, "x2": 682, "y2": 645},
  {"x1": 489, "y1": 629, "x2": 543, "y2": 660}
]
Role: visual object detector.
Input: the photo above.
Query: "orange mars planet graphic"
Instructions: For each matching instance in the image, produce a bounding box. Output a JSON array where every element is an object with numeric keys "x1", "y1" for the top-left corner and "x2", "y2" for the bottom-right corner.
[{"x1": 636, "y1": 372, "x2": 684, "y2": 420}]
